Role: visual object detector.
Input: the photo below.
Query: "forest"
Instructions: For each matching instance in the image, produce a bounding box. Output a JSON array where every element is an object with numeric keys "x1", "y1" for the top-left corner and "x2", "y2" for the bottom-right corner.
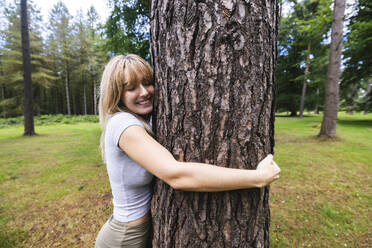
[{"x1": 0, "y1": 0, "x2": 371, "y2": 119}]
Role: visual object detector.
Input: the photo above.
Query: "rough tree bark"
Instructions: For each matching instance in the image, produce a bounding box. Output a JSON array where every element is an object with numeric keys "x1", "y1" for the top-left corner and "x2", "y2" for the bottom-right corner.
[
  {"x1": 299, "y1": 43, "x2": 311, "y2": 118},
  {"x1": 20, "y1": 0, "x2": 35, "y2": 136},
  {"x1": 319, "y1": 0, "x2": 346, "y2": 138},
  {"x1": 151, "y1": 0, "x2": 279, "y2": 247}
]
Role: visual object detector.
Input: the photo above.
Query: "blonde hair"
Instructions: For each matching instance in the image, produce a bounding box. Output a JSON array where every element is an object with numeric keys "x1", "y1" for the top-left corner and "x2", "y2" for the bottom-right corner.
[{"x1": 99, "y1": 54, "x2": 154, "y2": 161}]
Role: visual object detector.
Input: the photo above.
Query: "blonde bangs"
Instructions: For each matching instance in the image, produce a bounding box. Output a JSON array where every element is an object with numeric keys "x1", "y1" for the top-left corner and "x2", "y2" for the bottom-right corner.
[{"x1": 124, "y1": 56, "x2": 153, "y2": 89}]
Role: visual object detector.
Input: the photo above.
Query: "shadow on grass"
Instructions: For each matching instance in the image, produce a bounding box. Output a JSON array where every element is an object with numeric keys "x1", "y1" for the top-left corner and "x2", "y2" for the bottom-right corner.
[{"x1": 337, "y1": 119, "x2": 372, "y2": 128}]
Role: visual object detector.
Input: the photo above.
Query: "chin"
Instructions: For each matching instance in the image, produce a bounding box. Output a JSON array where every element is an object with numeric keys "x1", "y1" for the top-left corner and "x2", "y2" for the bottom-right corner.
[{"x1": 137, "y1": 107, "x2": 153, "y2": 116}]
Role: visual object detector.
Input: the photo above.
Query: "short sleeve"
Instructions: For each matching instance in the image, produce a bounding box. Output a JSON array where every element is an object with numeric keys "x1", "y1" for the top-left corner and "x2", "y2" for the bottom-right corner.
[{"x1": 107, "y1": 112, "x2": 144, "y2": 147}]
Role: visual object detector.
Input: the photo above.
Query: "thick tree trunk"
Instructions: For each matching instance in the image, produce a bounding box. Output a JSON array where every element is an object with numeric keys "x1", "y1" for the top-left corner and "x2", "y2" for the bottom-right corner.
[
  {"x1": 151, "y1": 0, "x2": 279, "y2": 247},
  {"x1": 299, "y1": 44, "x2": 311, "y2": 118},
  {"x1": 319, "y1": 0, "x2": 346, "y2": 138},
  {"x1": 20, "y1": 0, "x2": 35, "y2": 135}
]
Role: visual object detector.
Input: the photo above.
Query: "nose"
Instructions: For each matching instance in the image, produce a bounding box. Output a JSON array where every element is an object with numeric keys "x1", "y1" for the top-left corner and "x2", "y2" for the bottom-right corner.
[{"x1": 139, "y1": 84, "x2": 149, "y2": 96}]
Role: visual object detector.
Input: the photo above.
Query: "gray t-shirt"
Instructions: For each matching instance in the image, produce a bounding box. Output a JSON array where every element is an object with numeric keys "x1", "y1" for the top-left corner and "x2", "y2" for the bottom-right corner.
[{"x1": 105, "y1": 112, "x2": 153, "y2": 222}]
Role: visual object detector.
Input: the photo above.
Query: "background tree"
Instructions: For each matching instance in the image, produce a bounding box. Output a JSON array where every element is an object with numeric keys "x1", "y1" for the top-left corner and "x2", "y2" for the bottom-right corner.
[
  {"x1": 0, "y1": 0, "x2": 107, "y2": 118},
  {"x1": 48, "y1": 1, "x2": 74, "y2": 115},
  {"x1": 276, "y1": 0, "x2": 331, "y2": 116},
  {"x1": 20, "y1": 0, "x2": 35, "y2": 135},
  {"x1": 319, "y1": 0, "x2": 346, "y2": 138},
  {"x1": 87, "y1": 6, "x2": 107, "y2": 115},
  {"x1": 151, "y1": 0, "x2": 279, "y2": 246},
  {"x1": 341, "y1": 0, "x2": 372, "y2": 113},
  {"x1": 0, "y1": 1, "x2": 52, "y2": 117}
]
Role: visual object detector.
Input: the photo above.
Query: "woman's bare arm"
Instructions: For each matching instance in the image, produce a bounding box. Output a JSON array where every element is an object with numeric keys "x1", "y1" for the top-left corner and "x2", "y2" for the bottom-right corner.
[{"x1": 119, "y1": 125, "x2": 280, "y2": 192}]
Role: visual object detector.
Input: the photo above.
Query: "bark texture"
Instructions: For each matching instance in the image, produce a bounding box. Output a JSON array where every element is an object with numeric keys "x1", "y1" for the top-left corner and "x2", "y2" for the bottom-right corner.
[
  {"x1": 319, "y1": 0, "x2": 346, "y2": 138},
  {"x1": 151, "y1": 0, "x2": 279, "y2": 247},
  {"x1": 20, "y1": 0, "x2": 35, "y2": 136}
]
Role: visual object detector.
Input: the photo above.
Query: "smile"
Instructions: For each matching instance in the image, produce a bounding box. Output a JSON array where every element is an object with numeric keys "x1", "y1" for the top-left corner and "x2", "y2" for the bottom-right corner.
[{"x1": 137, "y1": 100, "x2": 151, "y2": 105}]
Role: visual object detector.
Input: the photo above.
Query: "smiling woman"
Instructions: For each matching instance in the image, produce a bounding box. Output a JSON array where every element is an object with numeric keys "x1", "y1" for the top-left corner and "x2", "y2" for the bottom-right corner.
[{"x1": 95, "y1": 54, "x2": 280, "y2": 248}]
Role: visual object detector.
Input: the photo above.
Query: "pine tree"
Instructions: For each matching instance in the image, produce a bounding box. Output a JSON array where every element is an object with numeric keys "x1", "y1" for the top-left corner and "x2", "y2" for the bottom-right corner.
[
  {"x1": 319, "y1": 0, "x2": 346, "y2": 138},
  {"x1": 48, "y1": 1, "x2": 74, "y2": 115}
]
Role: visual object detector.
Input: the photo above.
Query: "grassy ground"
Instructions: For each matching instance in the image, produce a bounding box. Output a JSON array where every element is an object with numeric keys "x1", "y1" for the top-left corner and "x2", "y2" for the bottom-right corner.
[{"x1": 0, "y1": 113, "x2": 371, "y2": 247}]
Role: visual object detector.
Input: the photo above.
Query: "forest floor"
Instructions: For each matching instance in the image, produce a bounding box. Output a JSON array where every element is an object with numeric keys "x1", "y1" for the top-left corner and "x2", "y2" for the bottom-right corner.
[{"x1": 0, "y1": 112, "x2": 371, "y2": 247}]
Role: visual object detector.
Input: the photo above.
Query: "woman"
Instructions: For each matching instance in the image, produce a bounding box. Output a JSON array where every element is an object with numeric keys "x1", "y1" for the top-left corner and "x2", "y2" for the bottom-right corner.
[{"x1": 95, "y1": 54, "x2": 280, "y2": 248}]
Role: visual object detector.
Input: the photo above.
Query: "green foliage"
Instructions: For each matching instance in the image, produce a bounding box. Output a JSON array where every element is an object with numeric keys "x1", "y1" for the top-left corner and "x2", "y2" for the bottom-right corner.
[
  {"x1": 0, "y1": 2, "x2": 54, "y2": 117},
  {"x1": 104, "y1": 0, "x2": 150, "y2": 59},
  {"x1": 276, "y1": 0, "x2": 332, "y2": 115},
  {"x1": 0, "y1": 1, "x2": 108, "y2": 118},
  {"x1": 341, "y1": 0, "x2": 372, "y2": 112}
]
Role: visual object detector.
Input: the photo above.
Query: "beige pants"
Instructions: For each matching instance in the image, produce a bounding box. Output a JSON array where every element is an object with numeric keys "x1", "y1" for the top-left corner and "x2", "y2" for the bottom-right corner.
[{"x1": 95, "y1": 215, "x2": 151, "y2": 248}]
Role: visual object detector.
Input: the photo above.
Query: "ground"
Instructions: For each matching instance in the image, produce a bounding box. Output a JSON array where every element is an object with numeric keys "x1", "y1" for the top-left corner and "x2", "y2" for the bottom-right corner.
[{"x1": 0, "y1": 113, "x2": 371, "y2": 247}]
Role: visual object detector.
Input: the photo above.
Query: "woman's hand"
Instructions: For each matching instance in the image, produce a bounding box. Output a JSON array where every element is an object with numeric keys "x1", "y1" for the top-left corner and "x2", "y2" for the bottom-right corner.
[{"x1": 256, "y1": 154, "x2": 281, "y2": 187}]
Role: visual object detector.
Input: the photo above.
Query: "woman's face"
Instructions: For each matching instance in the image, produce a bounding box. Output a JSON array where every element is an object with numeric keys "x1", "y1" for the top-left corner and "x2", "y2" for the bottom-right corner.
[{"x1": 122, "y1": 76, "x2": 154, "y2": 116}]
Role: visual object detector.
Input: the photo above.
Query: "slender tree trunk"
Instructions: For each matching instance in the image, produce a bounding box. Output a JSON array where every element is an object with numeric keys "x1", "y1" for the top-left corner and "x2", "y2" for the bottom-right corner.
[
  {"x1": 299, "y1": 43, "x2": 311, "y2": 118},
  {"x1": 364, "y1": 82, "x2": 372, "y2": 115},
  {"x1": 314, "y1": 86, "x2": 319, "y2": 114},
  {"x1": 151, "y1": 0, "x2": 279, "y2": 247},
  {"x1": 20, "y1": 0, "x2": 35, "y2": 135},
  {"x1": 319, "y1": 0, "x2": 346, "y2": 138},
  {"x1": 1, "y1": 85, "x2": 5, "y2": 118},
  {"x1": 65, "y1": 65, "x2": 71, "y2": 115},
  {"x1": 93, "y1": 81, "x2": 98, "y2": 115},
  {"x1": 83, "y1": 82, "x2": 87, "y2": 115}
]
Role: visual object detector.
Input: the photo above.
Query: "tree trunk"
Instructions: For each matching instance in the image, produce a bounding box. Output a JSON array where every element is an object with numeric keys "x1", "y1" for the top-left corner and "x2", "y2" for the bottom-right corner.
[
  {"x1": 83, "y1": 82, "x2": 87, "y2": 115},
  {"x1": 364, "y1": 81, "x2": 372, "y2": 115},
  {"x1": 314, "y1": 86, "x2": 319, "y2": 114},
  {"x1": 1, "y1": 84, "x2": 5, "y2": 118},
  {"x1": 93, "y1": 81, "x2": 98, "y2": 115},
  {"x1": 65, "y1": 64, "x2": 71, "y2": 116},
  {"x1": 319, "y1": 0, "x2": 346, "y2": 138},
  {"x1": 151, "y1": 0, "x2": 279, "y2": 247},
  {"x1": 299, "y1": 43, "x2": 311, "y2": 118},
  {"x1": 20, "y1": 0, "x2": 35, "y2": 136}
]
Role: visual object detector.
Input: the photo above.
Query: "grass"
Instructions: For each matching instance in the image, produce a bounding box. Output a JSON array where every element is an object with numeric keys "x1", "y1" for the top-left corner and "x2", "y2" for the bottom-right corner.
[
  {"x1": 271, "y1": 112, "x2": 372, "y2": 248},
  {"x1": 0, "y1": 112, "x2": 371, "y2": 247}
]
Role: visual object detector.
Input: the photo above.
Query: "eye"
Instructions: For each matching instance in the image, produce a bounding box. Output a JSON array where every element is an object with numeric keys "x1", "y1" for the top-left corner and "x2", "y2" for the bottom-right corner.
[{"x1": 142, "y1": 81, "x2": 153, "y2": 87}]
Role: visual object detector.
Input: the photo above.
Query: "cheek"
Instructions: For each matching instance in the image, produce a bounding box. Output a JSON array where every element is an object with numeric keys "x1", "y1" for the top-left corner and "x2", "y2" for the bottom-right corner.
[{"x1": 122, "y1": 92, "x2": 132, "y2": 106}]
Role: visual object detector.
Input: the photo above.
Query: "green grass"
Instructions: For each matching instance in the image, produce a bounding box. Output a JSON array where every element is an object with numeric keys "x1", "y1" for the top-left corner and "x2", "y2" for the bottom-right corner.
[
  {"x1": 271, "y1": 112, "x2": 372, "y2": 248},
  {"x1": 0, "y1": 113, "x2": 371, "y2": 247}
]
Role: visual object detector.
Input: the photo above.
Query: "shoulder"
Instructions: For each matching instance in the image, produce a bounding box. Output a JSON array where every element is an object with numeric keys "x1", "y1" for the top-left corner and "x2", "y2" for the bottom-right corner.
[
  {"x1": 106, "y1": 112, "x2": 145, "y2": 146},
  {"x1": 108, "y1": 112, "x2": 144, "y2": 128}
]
